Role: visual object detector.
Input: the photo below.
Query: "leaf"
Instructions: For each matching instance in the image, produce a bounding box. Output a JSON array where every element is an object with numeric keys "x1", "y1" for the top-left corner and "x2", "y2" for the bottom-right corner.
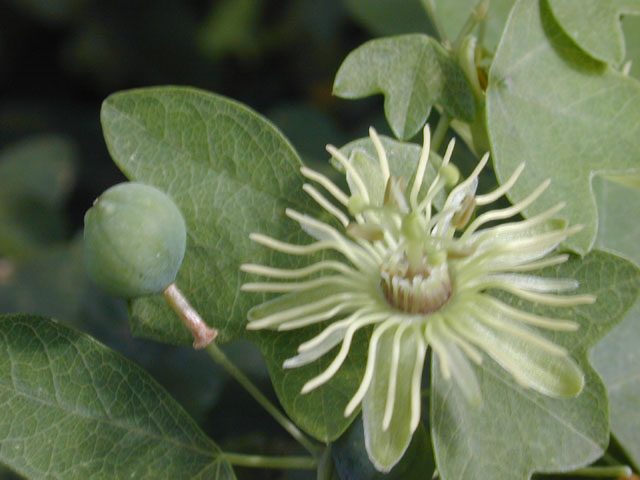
[
  {"x1": 431, "y1": 250, "x2": 640, "y2": 480},
  {"x1": 252, "y1": 327, "x2": 367, "y2": 442},
  {"x1": 342, "y1": 0, "x2": 434, "y2": 36},
  {"x1": 431, "y1": 0, "x2": 516, "y2": 51},
  {"x1": 101, "y1": 87, "x2": 364, "y2": 442},
  {"x1": 547, "y1": 0, "x2": 640, "y2": 66},
  {"x1": 0, "y1": 314, "x2": 235, "y2": 479},
  {"x1": 593, "y1": 175, "x2": 640, "y2": 266},
  {"x1": 0, "y1": 134, "x2": 77, "y2": 257},
  {"x1": 591, "y1": 300, "x2": 640, "y2": 470},
  {"x1": 332, "y1": 416, "x2": 435, "y2": 480},
  {"x1": 333, "y1": 34, "x2": 476, "y2": 140},
  {"x1": 486, "y1": 0, "x2": 640, "y2": 255},
  {"x1": 100, "y1": 86, "x2": 319, "y2": 344}
]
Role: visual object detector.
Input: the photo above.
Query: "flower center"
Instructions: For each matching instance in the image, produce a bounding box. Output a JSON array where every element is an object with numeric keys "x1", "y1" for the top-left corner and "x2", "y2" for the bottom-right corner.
[{"x1": 380, "y1": 253, "x2": 452, "y2": 314}]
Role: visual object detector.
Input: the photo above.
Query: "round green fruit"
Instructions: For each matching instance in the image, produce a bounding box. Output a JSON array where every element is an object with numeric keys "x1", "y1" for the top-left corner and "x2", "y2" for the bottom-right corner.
[{"x1": 83, "y1": 182, "x2": 187, "y2": 298}]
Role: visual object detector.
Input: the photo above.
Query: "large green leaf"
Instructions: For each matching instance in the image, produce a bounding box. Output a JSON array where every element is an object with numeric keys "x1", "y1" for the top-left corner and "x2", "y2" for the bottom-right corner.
[
  {"x1": 593, "y1": 175, "x2": 640, "y2": 266},
  {"x1": 431, "y1": 251, "x2": 640, "y2": 480},
  {"x1": 253, "y1": 327, "x2": 367, "y2": 443},
  {"x1": 333, "y1": 34, "x2": 475, "y2": 140},
  {"x1": 100, "y1": 86, "x2": 319, "y2": 344},
  {"x1": 0, "y1": 314, "x2": 234, "y2": 479},
  {"x1": 547, "y1": 0, "x2": 640, "y2": 66},
  {"x1": 590, "y1": 173, "x2": 640, "y2": 469},
  {"x1": 591, "y1": 300, "x2": 640, "y2": 470},
  {"x1": 101, "y1": 87, "x2": 365, "y2": 442},
  {"x1": 486, "y1": 0, "x2": 640, "y2": 255},
  {"x1": 431, "y1": 0, "x2": 516, "y2": 51}
]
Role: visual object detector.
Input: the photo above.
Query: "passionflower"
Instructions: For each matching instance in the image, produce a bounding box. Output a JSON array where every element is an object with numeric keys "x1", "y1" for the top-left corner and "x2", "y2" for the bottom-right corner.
[{"x1": 241, "y1": 126, "x2": 594, "y2": 471}]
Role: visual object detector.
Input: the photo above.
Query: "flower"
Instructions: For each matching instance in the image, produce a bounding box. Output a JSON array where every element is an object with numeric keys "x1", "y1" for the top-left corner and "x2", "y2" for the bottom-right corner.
[{"x1": 241, "y1": 126, "x2": 594, "y2": 471}]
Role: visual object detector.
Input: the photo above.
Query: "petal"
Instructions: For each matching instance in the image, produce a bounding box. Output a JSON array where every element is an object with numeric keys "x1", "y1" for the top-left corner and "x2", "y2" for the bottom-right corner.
[
  {"x1": 452, "y1": 314, "x2": 584, "y2": 398},
  {"x1": 362, "y1": 324, "x2": 426, "y2": 473},
  {"x1": 428, "y1": 318, "x2": 481, "y2": 405}
]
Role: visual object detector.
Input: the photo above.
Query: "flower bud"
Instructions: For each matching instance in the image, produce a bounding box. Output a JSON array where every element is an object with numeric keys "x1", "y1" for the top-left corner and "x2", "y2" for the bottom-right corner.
[{"x1": 83, "y1": 182, "x2": 186, "y2": 298}]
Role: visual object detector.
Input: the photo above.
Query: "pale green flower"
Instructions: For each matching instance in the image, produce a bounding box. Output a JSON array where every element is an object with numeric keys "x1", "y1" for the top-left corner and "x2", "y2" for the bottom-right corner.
[{"x1": 241, "y1": 126, "x2": 594, "y2": 471}]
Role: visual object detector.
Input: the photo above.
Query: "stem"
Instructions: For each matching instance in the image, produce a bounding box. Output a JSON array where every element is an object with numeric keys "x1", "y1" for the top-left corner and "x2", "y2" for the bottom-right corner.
[
  {"x1": 452, "y1": 0, "x2": 490, "y2": 51},
  {"x1": 223, "y1": 452, "x2": 316, "y2": 470},
  {"x1": 421, "y1": 0, "x2": 448, "y2": 43},
  {"x1": 163, "y1": 283, "x2": 217, "y2": 349},
  {"x1": 557, "y1": 465, "x2": 632, "y2": 478},
  {"x1": 205, "y1": 342, "x2": 322, "y2": 457},
  {"x1": 431, "y1": 113, "x2": 452, "y2": 154}
]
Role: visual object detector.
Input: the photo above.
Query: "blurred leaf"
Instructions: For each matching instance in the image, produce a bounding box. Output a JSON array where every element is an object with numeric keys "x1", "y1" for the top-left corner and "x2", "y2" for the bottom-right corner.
[
  {"x1": 0, "y1": 236, "x2": 85, "y2": 320},
  {"x1": 486, "y1": 0, "x2": 640, "y2": 255},
  {"x1": 197, "y1": 0, "x2": 262, "y2": 60},
  {"x1": 547, "y1": 0, "x2": 640, "y2": 66},
  {"x1": 0, "y1": 134, "x2": 76, "y2": 205},
  {"x1": 334, "y1": 35, "x2": 475, "y2": 140},
  {"x1": 0, "y1": 134, "x2": 76, "y2": 257},
  {"x1": 593, "y1": 175, "x2": 640, "y2": 266},
  {"x1": 0, "y1": 314, "x2": 235, "y2": 479},
  {"x1": 100, "y1": 86, "x2": 321, "y2": 345},
  {"x1": 591, "y1": 300, "x2": 640, "y2": 470},
  {"x1": 3, "y1": 0, "x2": 87, "y2": 24},
  {"x1": 342, "y1": 0, "x2": 433, "y2": 36},
  {"x1": 332, "y1": 417, "x2": 435, "y2": 479},
  {"x1": 432, "y1": 251, "x2": 640, "y2": 480},
  {"x1": 430, "y1": 0, "x2": 516, "y2": 51}
]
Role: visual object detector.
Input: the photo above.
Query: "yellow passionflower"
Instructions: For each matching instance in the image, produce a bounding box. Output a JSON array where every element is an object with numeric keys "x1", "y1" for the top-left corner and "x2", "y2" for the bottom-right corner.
[{"x1": 241, "y1": 126, "x2": 594, "y2": 471}]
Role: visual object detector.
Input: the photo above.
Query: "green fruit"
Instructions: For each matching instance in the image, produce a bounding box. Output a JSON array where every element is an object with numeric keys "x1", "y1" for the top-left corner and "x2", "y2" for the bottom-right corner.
[{"x1": 83, "y1": 182, "x2": 187, "y2": 298}]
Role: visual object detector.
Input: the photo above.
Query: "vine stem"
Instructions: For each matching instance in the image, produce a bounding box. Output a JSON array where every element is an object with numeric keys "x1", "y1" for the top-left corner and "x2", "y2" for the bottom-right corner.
[
  {"x1": 204, "y1": 342, "x2": 322, "y2": 457},
  {"x1": 223, "y1": 452, "x2": 316, "y2": 470},
  {"x1": 557, "y1": 465, "x2": 633, "y2": 478},
  {"x1": 430, "y1": 113, "x2": 452, "y2": 154},
  {"x1": 452, "y1": 0, "x2": 490, "y2": 51},
  {"x1": 421, "y1": 0, "x2": 448, "y2": 43}
]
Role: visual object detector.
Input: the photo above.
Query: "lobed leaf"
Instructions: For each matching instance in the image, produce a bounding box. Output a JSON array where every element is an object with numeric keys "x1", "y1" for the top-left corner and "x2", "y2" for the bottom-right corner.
[
  {"x1": 486, "y1": 0, "x2": 640, "y2": 255},
  {"x1": 547, "y1": 0, "x2": 640, "y2": 66},
  {"x1": 431, "y1": 250, "x2": 640, "y2": 480},
  {"x1": 333, "y1": 34, "x2": 475, "y2": 140}
]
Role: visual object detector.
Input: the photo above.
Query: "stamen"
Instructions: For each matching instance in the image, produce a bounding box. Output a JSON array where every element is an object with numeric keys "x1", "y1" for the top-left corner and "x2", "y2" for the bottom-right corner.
[
  {"x1": 382, "y1": 323, "x2": 408, "y2": 430},
  {"x1": 303, "y1": 184, "x2": 350, "y2": 227},
  {"x1": 369, "y1": 127, "x2": 390, "y2": 184},
  {"x1": 246, "y1": 292, "x2": 356, "y2": 329},
  {"x1": 475, "y1": 162, "x2": 525, "y2": 205},
  {"x1": 478, "y1": 296, "x2": 578, "y2": 331},
  {"x1": 300, "y1": 167, "x2": 349, "y2": 206},
  {"x1": 410, "y1": 333, "x2": 427, "y2": 431},
  {"x1": 475, "y1": 309, "x2": 568, "y2": 355},
  {"x1": 249, "y1": 233, "x2": 333, "y2": 255},
  {"x1": 327, "y1": 144, "x2": 371, "y2": 204},
  {"x1": 409, "y1": 124, "x2": 431, "y2": 209},
  {"x1": 242, "y1": 275, "x2": 357, "y2": 293},
  {"x1": 240, "y1": 260, "x2": 357, "y2": 279},
  {"x1": 286, "y1": 209, "x2": 376, "y2": 270},
  {"x1": 344, "y1": 318, "x2": 400, "y2": 416},
  {"x1": 462, "y1": 179, "x2": 552, "y2": 240},
  {"x1": 301, "y1": 315, "x2": 384, "y2": 394}
]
